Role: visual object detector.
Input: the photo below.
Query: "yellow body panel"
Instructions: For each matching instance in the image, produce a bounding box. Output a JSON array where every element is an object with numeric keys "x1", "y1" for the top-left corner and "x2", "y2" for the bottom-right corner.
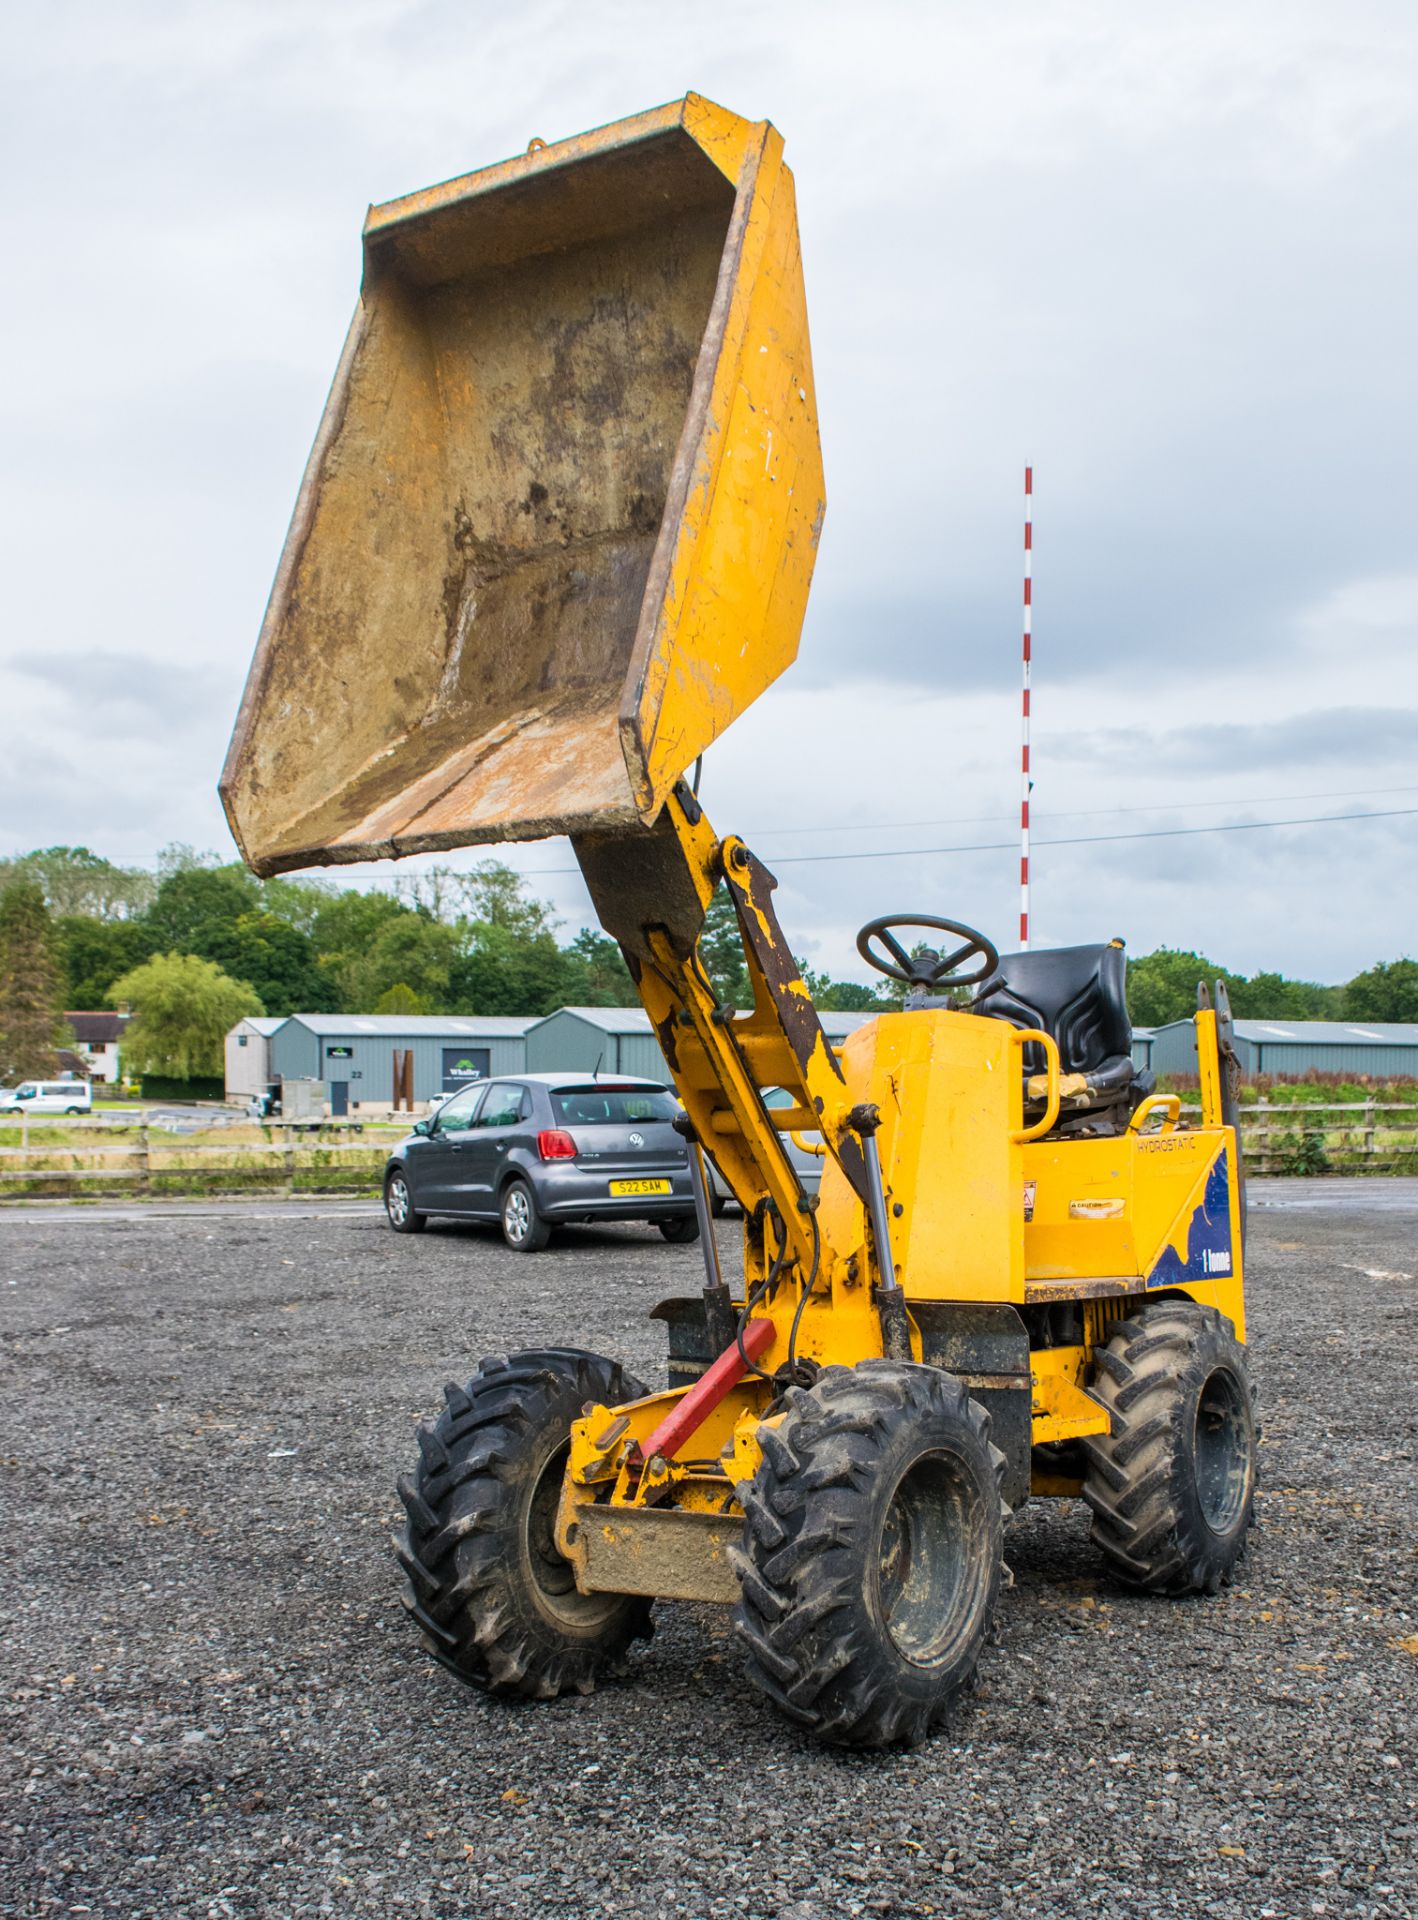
[{"x1": 816, "y1": 1010, "x2": 1025, "y2": 1303}]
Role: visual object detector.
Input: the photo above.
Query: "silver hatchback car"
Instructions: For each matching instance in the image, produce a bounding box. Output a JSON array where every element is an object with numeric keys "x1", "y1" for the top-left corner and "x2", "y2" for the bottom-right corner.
[{"x1": 383, "y1": 1074, "x2": 698, "y2": 1251}]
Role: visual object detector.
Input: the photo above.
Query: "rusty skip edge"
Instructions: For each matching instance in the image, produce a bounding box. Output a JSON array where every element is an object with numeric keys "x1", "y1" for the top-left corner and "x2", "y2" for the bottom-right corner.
[
  {"x1": 569, "y1": 1506, "x2": 743, "y2": 1605},
  {"x1": 363, "y1": 95, "x2": 731, "y2": 244}
]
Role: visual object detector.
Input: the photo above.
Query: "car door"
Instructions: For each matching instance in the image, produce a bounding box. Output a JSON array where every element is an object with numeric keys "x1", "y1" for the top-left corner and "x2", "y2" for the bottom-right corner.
[
  {"x1": 456, "y1": 1082, "x2": 530, "y2": 1213},
  {"x1": 407, "y1": 1083, "x2": 485, "y2": 1213}
]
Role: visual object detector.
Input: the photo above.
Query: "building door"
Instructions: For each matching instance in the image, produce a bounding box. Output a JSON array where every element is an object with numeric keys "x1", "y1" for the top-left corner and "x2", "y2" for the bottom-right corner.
[
  {"x1": 330, "y1": 1080, "x2": 349, "y2": 1118},
  {"x1": 441, "y1": 1047, "x2": 491, "y2": 1094}
]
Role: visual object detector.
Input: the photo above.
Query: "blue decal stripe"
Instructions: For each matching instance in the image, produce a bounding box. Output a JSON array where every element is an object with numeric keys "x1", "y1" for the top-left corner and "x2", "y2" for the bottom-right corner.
[{"x1": 1147, "y1": 1151, "x2": 1232, "y2": 1289}]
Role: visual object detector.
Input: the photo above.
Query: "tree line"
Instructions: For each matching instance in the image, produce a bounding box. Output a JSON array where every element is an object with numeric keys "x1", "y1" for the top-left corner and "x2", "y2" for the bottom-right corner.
[{"x1": 0, "y1": 842, "x2": 1414, "y2": 1083}]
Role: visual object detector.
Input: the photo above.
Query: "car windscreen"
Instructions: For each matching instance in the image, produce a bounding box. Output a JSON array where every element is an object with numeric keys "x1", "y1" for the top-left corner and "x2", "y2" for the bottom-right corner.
[{"x1": 551, "y1": 1087, "x2": 679, "y2": 1126}]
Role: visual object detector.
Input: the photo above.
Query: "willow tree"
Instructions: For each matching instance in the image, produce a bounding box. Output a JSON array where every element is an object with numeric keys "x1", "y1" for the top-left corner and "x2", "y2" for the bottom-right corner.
[{"x1": 109, "y1": 953, "x2": 263, "y2": 1081}]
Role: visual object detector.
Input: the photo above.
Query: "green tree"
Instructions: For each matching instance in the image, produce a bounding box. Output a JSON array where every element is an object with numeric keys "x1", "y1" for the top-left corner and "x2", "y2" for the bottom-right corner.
[
  {"x1": 697, "y1": 887, "x2": 751, "y2": 1010},
  {"x1": 451, "y1": 922, "x2": 579, "y2": 1017},
  {"x1": 1344, "y1": 957, "x2": 1418, "y2": 1022},
  {"x1": 799, "y1": 966, "x2": 891, "y2": 1012},
  {"x1": 1229, "y1": 971, "x2": 1340, "y2": 1019},
  {"x1": 144, "y1": 866, "x2": 258, "y2": 950},
  {"x1": 563, "y1": 929, "x2": 634, "y2": 1005},
  {"x1": 0, "y1": 846, "x2": 154, "y2": 920},
  {"x1": 110, "y1": 953, "x2": 263, "y2": 1081},
  {"x1": 457, "y1": 861, "x2": 561, "y2": 938},
  {"x1": 1125, "y1": 949, "x2": 1237, "y2": 1027},
  {"x1": 0, "y1": 881, "x2": 68, "y2": 1081},
  {"x1": 309, "y1": 890, "x2": 417, "y2": 1001},
  {"x1": 155, "y1": 842, "x2": 221, "y2": 879},
  {"x1": 340, "y1": 916, "x2": 459, "y2": 1011},
  {"x1": 56, "y1": 916, "x2": 160, "y2": 1007},
  {"x1": 374, "y1": 981, "x2": 430, "y2": 1016},
  {"x1": 255, "y1": 874, "x2": 336, "y2": 937},
  {"x1": 190, "y1": 910, "x2": 335, "y2": 1016}
]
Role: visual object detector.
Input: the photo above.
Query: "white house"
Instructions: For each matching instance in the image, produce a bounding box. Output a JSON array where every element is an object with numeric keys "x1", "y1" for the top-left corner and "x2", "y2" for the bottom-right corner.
[{"x1": 64, "y1": 1011, "x2": 132, "y2": 1085}]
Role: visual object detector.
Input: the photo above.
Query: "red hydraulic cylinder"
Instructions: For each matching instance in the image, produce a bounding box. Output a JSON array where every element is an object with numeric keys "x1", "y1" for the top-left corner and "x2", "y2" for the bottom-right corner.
[{"x1": 633, "y1": 1317, "x2": 775, "y2": 1464}]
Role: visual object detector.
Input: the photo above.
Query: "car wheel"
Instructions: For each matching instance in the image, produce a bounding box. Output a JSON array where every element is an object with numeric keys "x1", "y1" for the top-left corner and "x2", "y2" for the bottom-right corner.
[
  {"x1": 385, "y1": 1169, "x2": 426, "y2": 1235},
  {"x1": 66, "y1": 1107, "x2": 83, "y2": 1115},
  {"x1": 501, "y1": 1179, "x2": 551, "y2": 1253},
  {"x1": 657, "y1": 1216, "x2": 700, "y2": 1244}
]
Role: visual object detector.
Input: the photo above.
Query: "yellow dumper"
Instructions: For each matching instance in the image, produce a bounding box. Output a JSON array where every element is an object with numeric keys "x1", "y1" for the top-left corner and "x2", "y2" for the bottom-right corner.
[{"x1": 225, "y1": 96, "x2": 1256, "y2": 1748}]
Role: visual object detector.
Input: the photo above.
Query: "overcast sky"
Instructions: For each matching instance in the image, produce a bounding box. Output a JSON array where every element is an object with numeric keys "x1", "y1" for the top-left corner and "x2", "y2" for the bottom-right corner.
[{"x1": 3, "y1": 1, "x2": 1416, "y2": 984}]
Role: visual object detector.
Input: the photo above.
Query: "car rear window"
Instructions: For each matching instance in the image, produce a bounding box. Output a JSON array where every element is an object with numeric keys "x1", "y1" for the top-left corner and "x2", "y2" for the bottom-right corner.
[{"x1": 551, "y1": 1087, "x2": 679, "y2": 1126}]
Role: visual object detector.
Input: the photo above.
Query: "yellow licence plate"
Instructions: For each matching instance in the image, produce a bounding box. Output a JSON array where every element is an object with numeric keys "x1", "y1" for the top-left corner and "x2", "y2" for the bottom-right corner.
[{"x1": 609, "y1": 1178, "x2": 672, "y2": 1197}]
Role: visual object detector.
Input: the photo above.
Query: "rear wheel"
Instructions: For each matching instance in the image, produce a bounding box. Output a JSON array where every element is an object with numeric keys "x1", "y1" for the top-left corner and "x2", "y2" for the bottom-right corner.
[
  {"x1": 1083, "y1": 1302, "x2": 1257, "y2": 1594},
  {"x1": 657, "y1": 1216, "x2": 699, "y2": 1243},
  {"x1": 395, "y1": 1349, "x2": 653, "y2": 1696},
  {"x1": 732, "y1": 1360, "x2": 1006, "y2": 1748},
  {"x1": 501, "y1": 1178, "x2": 551, "y2": 1252},
  {"x1": 384, "y1": 1168, "x2": 425, "y2": 1234}
]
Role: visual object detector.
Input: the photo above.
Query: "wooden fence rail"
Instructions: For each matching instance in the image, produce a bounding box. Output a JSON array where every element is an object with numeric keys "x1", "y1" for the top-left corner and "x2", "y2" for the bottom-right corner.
[
  {"x1": 0, "y1": 1123, "x2": 389, "y2": 1197},
  {"x1": 1179, "y1": 1101, "x2": 1418, "y2": 1171},
  {"x1": 3, "y1": 1104, "x2": 1416, "y2": 1197}
]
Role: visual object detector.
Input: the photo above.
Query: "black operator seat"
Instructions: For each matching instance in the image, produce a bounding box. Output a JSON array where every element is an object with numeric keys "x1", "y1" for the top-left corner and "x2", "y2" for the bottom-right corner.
[{"x1": 970, "y1": 939, "x2": 1156, "y2": 1131}]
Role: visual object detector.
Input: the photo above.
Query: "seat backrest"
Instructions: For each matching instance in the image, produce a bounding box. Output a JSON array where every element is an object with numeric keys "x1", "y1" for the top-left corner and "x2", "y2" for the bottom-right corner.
[{"x1": 972, "y1": 942, "x2": 1132, "y2": 1075}]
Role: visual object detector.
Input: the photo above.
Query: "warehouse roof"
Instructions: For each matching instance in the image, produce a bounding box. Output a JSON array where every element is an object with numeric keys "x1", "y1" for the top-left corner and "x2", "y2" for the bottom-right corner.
[
  {"x1": 1150, "y1": 1019, "x2": 1418, "y2": 1045},
  {"x1": 538, "y1": 1006, "x2": 654, "y2": 1033},
  {"x1": 534, "y1": 1006, "x2": 878, "y2": 1038},
  {"x1": 282, "y1": 1014, "x2": 537, "y2": 1037},
  {"x1": 233, "y1": 1016, "x2": 286, "y2": 1037}
]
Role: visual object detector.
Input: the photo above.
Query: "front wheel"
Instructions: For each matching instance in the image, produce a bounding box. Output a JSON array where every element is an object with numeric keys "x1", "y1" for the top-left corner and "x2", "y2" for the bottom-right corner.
[
  {"x1": 1083, "y1": 1302, "x2": 1257, "y2": 1594},
  {"x1": 384, "y1": 1168, "x2": 425, "y2": 1234},
  {"x1": 501, "y1": 1179, "x2": 551, "y2": 1252},
  {"x1": 657, "y1": 1215, "x2": 699, "y2": 1243},
  {"x1": 732, "y1": 1361, "x2": 1006, "y2": 1748},
  {"x1": 395, "y1": 1349, "x2": 653, "y2": 1696}
]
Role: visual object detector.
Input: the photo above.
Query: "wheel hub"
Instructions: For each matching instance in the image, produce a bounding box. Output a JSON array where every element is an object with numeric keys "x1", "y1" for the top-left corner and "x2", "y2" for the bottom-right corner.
[
  {"x1": 877, "y1": 1451, "x2": 980, "y2": 1667},
  {"x1": 1193, "y1": 1365, "x2": 1251, "y2": 1535}
]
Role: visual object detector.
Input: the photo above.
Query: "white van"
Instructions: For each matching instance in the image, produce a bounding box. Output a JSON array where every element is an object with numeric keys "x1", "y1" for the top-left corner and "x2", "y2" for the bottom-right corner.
[{"x1": 0, "y1": 1079, "x2": 92, "y2": 1115}]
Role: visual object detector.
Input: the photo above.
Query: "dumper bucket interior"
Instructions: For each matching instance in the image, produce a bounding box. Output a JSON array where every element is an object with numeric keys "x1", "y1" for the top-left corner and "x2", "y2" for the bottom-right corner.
[{"x1": 221, "y1": 94, "x2": 824, "y2": 876}]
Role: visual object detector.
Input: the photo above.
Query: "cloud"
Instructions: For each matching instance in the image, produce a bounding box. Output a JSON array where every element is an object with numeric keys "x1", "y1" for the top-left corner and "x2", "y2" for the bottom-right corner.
[
  {"x1": 1071, "y1": 706, "x2": 1418, "y2": 775},
  {"x1": 0, "y1": 0, "x2": 1415, "y2": 988},
  {"x1": 6, "y1": 650, "x2": 224, "y2": 731}
]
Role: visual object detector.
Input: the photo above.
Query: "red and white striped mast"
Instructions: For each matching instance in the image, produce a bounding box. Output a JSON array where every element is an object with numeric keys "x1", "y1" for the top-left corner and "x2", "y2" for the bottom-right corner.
[{"x1": 1020, "y1": 465, "x2": 1034, "y2": 949}]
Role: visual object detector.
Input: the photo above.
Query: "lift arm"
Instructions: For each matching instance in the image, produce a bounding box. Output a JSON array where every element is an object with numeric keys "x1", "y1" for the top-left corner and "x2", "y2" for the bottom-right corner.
[{"x1": 573, "y1": 782, "x2": 871, "y2": 1280}]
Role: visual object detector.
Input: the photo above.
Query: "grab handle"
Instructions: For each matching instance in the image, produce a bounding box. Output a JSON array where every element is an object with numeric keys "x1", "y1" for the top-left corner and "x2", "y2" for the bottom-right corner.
[
  {"x1": 1127, "y1": 1093, "x2": 1181, "y2": 1135},
  {"x1": 1010, "y1": 1029, "x2": 1061, "y2": 1144}
]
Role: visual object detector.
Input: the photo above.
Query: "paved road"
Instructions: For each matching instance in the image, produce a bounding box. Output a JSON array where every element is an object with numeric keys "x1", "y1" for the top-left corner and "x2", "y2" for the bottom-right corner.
[
  {"x1": 0, "y1": 1197, "x2": 381, "y2": 1225},
  {"x1": 1247, "y1": 1176, "x2": 1418, "y2": 1212},
  {"x1": 2, "y1": 1204, "x2": 1414, "y2": 1919},
  {"x1": 6, "y1": 1175, "x2": 1418, "y2": 1228}
]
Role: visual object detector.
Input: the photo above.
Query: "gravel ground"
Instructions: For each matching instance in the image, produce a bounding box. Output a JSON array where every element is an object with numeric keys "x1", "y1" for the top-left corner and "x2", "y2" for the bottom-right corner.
[{"x1": 2, "y1": 1195, "x2": 1415, "y2": 1919}]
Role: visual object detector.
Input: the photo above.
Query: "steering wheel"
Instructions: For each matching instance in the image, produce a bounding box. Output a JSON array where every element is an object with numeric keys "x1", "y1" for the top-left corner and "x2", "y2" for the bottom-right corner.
[{"x1": 855, "y1": 914, "x2": 1000, "y2": 991}]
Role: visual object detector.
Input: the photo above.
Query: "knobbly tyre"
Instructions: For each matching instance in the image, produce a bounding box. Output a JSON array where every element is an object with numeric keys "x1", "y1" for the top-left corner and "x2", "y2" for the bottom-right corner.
[{"x1": 223, "y1": 94, "x2": 1257, "y2": 1748}]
